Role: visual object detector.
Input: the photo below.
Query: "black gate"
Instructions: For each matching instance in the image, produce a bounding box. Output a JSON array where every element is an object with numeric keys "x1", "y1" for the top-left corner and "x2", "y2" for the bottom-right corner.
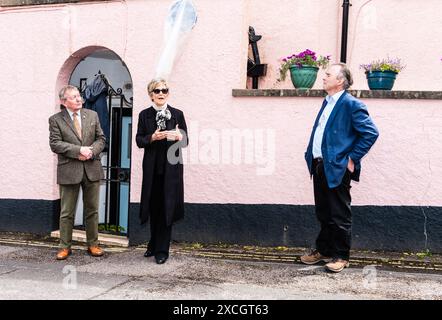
[{"x1": 101, "y1": 85, "x2": 133, "y2": 235}]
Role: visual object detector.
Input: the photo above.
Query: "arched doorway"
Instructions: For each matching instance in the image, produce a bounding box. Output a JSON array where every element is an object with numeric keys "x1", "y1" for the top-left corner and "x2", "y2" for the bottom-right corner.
[{"x1": 56, "y1": 46, "x2": 133, "y2": 239}]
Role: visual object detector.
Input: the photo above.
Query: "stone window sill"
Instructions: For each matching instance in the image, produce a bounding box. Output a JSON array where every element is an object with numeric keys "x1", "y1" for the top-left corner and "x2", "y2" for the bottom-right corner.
[
  {"x1": 232, "y1": 89, "x2": 442, "y2": 100},
  {"x1": 1, "y1": 0, "x2": 103, "y2": 7}
]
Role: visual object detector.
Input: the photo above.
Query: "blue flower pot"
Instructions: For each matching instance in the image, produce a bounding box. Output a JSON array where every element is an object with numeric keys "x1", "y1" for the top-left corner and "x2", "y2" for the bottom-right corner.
[
  {"x1": 366, "y1": 71, "x2": 397, "y2": 90},
  {"x1": 289, "y1": 65, "x2": 319, "y2": 89}
]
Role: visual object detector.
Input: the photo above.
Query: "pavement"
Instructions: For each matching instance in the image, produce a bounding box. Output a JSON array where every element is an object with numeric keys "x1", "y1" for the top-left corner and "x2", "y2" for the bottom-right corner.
[{"x1": 0, "y1": 232, "x2": 441, "y2": 300}]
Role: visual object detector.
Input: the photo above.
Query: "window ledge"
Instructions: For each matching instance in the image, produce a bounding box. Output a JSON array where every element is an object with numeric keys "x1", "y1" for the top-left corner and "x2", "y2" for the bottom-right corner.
[
  {"x1": 1, "y1": 0, "x2": 100, "y2": 7},
  {"x1": 232, "y1": 89, "x2": 442, "y2": 100}
]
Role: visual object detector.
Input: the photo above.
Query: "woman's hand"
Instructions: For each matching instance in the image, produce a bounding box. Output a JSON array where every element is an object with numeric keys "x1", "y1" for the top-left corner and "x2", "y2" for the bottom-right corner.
[
  {"x1": 175, "y1": 124, "x2": 183, "y2": 141},
  {"x1": 151, "y1": 128, "x2": 167, "y2": 142},
  {"x1": 166, "y1": 124, "x2": 183, "y2": 141}
]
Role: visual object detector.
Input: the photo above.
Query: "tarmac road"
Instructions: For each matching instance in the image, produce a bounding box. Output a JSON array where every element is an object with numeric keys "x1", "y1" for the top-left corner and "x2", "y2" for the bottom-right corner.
[{"x1": 0, "y1": 243, "x2": 441, "y2": 300}]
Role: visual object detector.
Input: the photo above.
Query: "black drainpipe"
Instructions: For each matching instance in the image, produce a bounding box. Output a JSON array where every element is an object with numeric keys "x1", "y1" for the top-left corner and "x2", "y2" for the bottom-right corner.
[{"x1": 340, "y1": 0, "x2": 352, "y2": 63}]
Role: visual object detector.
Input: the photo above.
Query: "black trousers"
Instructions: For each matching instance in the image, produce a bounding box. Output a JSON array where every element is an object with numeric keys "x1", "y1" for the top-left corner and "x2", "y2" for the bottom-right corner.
[
  {"x1": 148, "y1": 174, "x2": 172, "y2": 257},
  {"x1": 313, "y1": 159, "x2": 352, "y2": 260}
]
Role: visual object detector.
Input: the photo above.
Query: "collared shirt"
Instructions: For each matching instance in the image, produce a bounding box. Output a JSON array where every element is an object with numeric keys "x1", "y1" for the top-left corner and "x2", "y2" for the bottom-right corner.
[
  {"x1": 312, "y1": 90, "x2": 345, "y2": 158},
  {"x1": 152, "y1": 103, "x2": 167, "y2": 111},
  {"x1": 67, "y1": 108, "x2": 82, "y2": 129}
]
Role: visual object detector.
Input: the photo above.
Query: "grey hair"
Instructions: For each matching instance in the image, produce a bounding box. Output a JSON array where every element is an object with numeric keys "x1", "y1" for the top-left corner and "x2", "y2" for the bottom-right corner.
[
  {"x1": 333, "y1": 63, "x2": 353, "y2": 90},
  {"x1": 147, "y1": 78, "x2": 169, "y2": 96},
  {"x1": 58, "y1": 85, "x2": 80, "y2": 100}
]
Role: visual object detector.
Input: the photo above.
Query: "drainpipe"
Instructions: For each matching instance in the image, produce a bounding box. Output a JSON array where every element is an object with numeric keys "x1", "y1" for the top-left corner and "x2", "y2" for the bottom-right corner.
[{"x1": 340, "y1": 0, "x2": 352, "y2": 63}]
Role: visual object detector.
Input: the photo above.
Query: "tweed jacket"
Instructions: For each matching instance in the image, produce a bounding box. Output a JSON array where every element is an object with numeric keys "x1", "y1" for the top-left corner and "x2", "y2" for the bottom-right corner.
[{"x1": 49, "y1": 108, "x2": 105, "y2": 185}]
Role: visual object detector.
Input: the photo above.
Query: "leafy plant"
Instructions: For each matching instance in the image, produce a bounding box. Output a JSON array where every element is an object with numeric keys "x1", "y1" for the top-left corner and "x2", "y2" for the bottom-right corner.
[
  {"x1": 98, "y1": 224, "x2": 125, "y2": 233},
  {"x1": 278, "y1": 49, "x2": 331, "y2": 81},
  {"x1": 359, "y1": 57, "x2": 405, "y2": 73},
  {"x1": 416, "y1": 249, "x2": 432, "y2": 259},
  {"x1": 188, "y1": 242, "x2": 204, "y2": 249}
]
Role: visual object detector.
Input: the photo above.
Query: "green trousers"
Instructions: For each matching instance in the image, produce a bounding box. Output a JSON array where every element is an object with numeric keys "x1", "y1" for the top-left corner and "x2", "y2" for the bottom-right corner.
[{"x1": 59, "y1": 173, "x2": 100, "y2": 248}]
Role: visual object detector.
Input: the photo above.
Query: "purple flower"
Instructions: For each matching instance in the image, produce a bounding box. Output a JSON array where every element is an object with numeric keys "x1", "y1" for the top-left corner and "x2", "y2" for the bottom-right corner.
[
  {"x1": 278, "y1": 49, "x2": 331, "y2": 81},
  {"x1": 359, "y1": 57, "x2": 405, "y2": 73}
]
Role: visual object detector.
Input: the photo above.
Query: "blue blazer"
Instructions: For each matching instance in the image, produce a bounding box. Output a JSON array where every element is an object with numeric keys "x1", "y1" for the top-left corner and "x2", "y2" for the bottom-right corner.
[{"x1": 305, "y1": 91, "x2": 379, "y2": 188}]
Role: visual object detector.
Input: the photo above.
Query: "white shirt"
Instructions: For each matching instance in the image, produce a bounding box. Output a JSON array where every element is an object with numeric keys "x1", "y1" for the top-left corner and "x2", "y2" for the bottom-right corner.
[
  {"x1": 152, "y1": 103, "x2": 167, "y2": 111},
  {"x1": 67, "y1": 109, "x2": 82, "y2": 129},
  {"x1": 312, "y1": 90, "x2": 345, "y2": 159}
]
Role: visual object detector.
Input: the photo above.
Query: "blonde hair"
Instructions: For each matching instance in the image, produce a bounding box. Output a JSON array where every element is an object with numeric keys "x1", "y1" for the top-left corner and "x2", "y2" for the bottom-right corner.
[{"x1": 147, "y1": 78, "x2": 169, "y2": 96}]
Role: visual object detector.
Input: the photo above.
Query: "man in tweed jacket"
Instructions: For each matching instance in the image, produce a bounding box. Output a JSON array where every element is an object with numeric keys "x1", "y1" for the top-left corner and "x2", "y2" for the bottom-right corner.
[{"x1": 49, "y1": 85, "x2": 106, "y2": 260}]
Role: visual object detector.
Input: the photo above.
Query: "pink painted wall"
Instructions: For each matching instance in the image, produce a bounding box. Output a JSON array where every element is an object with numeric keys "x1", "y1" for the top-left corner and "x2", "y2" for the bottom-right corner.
[
  {"x1": 0, "y1": 0, "x2": 441, "y2": 207},
  {"x1": 253, "y1": 0, "x2": 442, "y2": 90}
]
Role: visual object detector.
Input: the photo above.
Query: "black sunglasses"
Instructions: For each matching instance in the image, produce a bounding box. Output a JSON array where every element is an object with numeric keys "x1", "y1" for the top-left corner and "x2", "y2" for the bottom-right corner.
[{"x1": 153, "y1": 88, "x2": 169, "y2": 94}]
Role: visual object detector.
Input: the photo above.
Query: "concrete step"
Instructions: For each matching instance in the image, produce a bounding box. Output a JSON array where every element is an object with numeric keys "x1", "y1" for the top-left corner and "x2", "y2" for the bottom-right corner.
[{"x1": 50, "y1": 229, "x2": 129, "y2": 247}]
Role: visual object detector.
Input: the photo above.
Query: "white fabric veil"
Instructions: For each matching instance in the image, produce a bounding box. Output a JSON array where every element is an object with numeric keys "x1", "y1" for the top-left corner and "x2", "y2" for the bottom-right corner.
[{"x1": 155, "y1": 0, "x2": 198, "y2": 80}]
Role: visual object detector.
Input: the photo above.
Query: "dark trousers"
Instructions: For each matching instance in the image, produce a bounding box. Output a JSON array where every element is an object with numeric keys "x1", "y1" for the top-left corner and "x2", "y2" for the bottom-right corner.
[
  {"x1": 313, "y1": 159, "x2": 352, "y2": 260},
  {"x1": 148, "y1": 174, "x2": 172, "y2": 257}
]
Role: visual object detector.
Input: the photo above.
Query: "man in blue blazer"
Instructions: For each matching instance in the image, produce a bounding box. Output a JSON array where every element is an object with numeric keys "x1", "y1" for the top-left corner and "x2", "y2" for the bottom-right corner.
[{"x1": 302, "y1": 63, "x2": 379, "y2": 272}]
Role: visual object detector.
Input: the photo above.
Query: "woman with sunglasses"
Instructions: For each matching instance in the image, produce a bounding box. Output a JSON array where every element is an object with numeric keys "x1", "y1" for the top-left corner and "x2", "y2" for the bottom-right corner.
[{"x1": 136, "y1": 78, "x2": 188, "y2": 264}]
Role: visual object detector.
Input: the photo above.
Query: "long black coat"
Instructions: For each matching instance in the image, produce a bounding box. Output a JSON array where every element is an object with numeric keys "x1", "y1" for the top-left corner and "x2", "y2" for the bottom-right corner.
[{"x1": 136, "y1": 105, "x2": 188, "y2": 226}]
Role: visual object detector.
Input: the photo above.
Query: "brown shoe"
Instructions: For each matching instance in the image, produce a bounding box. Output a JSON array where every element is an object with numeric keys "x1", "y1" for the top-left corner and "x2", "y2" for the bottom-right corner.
[
  {"x1": 87, "y1": 246, "x2": 104, "y2": 257},
  {"x1": 56, "y1": 248, "x2": 72, "y2": 260},
  {"x1": 325, "y1": 258, "x2": 350, "y2": 273},
  {"x1": 300, "y1": 250, "x2": 331, "y2": 265}
]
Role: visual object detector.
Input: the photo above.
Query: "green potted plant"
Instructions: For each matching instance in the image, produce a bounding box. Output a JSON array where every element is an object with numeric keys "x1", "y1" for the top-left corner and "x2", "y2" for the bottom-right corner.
[
  {"x1": 278, "y1": 49, "x2": 331, "y2": 89},
  {"x1": 359, "y1": 57, "x2": 405, "y2": 90}
]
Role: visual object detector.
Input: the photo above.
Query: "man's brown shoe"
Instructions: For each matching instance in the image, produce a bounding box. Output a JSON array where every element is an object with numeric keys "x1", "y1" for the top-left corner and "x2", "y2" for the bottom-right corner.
[
  {"x1": 56, "y1": 248, "x2": 72, "y2": 260},
  {"x1": 87, "y1": 246, "x2": 104, "y2": 257},
  {"x1": 325, "y1": 258, "x2": 350, "y2": 273},
  {"x1": 300, "y1": 250, "x2": 331, "y2": 265}
]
